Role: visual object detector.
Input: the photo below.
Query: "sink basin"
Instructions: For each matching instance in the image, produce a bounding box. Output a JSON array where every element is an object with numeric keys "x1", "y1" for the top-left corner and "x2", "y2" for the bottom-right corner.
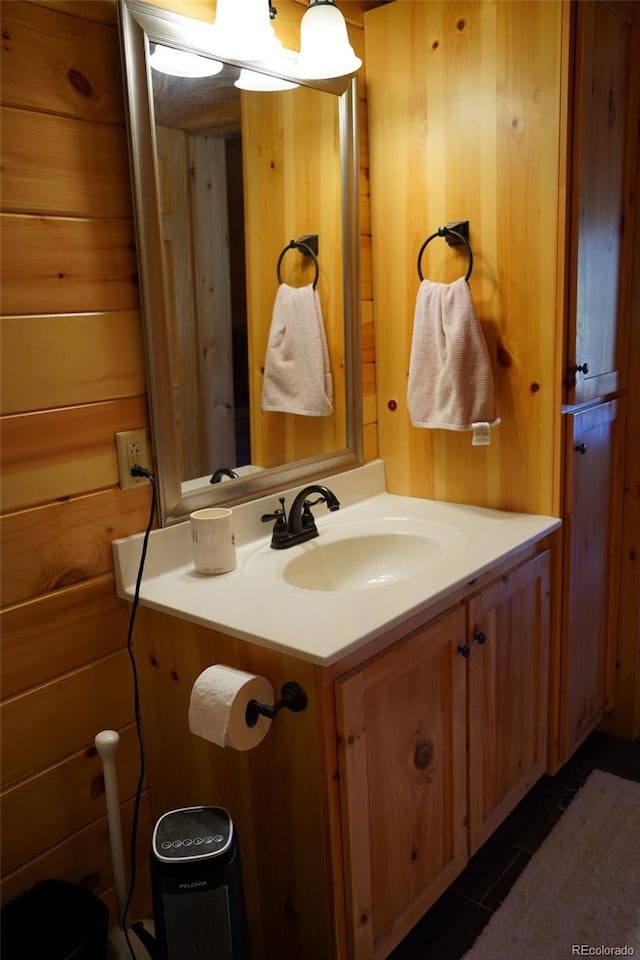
[
  {"x1": 282, "y1": 532, "x2": 444, "y2": 592},
  {"x1": 243, "y1": 516, "x2": 465, "y2": 592}
]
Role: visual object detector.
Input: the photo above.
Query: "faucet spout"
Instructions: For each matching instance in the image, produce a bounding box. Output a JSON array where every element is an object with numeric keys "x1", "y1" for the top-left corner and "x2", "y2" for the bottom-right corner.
[
  {"x1": 210, "y1": 467, "x2": 238, "y2": 484},
  {"x1": 288, "y1": 484, "x2": 341, "y2": 535}
]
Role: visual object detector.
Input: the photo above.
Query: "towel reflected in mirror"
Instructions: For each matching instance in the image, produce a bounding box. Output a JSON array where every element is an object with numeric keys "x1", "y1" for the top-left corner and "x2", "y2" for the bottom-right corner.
[{"x1": 261, "y1": 283, "x2": 333, "y2": 417}]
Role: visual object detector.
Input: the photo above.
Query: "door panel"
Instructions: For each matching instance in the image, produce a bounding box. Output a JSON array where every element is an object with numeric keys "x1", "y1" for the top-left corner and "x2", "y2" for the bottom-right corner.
[
  {"x1": 560, "y1": 401, "x2": 618, "y2": 759},
  {"x1": 336, "y1": 607, "x2": 467, "y2": 960}
]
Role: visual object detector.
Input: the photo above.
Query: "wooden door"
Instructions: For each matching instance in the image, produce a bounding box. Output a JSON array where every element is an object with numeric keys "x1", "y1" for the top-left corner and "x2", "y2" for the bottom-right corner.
[
  {"x1": 467, "y1": 552, "x2": 550, "y2": 855},
  {"x1": 566, "y1": 0, "x2": 639, "y2": 403},
  {"x1": 336, "y1": 607, "x2": 467, "y2": 960},
  {"x1": 560, "y1": 401, "x2": 618, "y2": 760}
]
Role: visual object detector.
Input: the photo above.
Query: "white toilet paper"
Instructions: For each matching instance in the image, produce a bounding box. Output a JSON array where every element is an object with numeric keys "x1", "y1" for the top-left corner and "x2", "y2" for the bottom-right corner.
[{"x1": 188, "y1": 664, "x2": 274, "y2": 751}]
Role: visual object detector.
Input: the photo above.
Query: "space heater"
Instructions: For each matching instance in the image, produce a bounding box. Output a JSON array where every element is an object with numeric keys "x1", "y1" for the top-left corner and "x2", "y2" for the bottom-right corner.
[{"x1": 150, "y1": 806, "x2": 251, "y2": 960}]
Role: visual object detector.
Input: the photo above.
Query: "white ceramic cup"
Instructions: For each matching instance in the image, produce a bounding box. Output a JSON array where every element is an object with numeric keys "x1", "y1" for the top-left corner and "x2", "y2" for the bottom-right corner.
[{"x1": 190, "y1": 508, "x2": 236, "y2": 575}]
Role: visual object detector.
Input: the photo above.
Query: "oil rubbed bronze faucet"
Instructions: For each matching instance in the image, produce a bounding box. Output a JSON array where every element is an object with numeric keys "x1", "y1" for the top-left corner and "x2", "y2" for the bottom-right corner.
[
  {"x1": 210, "y1": 467, "x2": 239, "y2": 484},
  {"x1": 261, "y1": 484, "x2": 340, "y2": 549}
]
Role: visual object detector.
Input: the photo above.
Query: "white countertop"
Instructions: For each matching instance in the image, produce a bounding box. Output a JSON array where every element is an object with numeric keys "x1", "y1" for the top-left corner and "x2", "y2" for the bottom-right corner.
[{"x1": 113, "y1": 461, "x2": 561, "y2": 665}]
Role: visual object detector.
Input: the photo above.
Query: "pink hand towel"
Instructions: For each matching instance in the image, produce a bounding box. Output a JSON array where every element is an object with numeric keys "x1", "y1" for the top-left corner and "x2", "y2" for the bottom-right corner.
[
  {"x1": 407, "y1": 277, "x2": 500, "y2": 431},
  {"x1": 261, "y1": 283, "x2": 333, "y2": 417}
]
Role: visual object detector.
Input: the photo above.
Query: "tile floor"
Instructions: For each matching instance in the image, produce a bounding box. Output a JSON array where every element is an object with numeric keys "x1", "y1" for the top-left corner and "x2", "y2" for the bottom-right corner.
[{"x1": 389, "y1": 730, "x2": 640, "y2": 960}]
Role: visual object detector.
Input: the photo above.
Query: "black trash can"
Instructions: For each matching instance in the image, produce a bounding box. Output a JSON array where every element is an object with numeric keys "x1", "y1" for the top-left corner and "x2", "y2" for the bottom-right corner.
[{"x1": 0, "y1": 878, "x2": 109, "y2": 960}]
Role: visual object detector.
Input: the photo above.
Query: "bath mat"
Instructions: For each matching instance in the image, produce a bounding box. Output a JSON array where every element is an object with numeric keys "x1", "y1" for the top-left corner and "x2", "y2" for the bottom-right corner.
[{"x1": 463, "y1": 769, "x2": 640, "y2": 960}]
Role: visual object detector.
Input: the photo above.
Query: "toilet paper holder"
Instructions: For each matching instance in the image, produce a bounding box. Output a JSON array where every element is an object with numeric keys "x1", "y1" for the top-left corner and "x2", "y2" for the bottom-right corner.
[{"x1": 245, "y1": 681, "x2": 307, "y2": 728}]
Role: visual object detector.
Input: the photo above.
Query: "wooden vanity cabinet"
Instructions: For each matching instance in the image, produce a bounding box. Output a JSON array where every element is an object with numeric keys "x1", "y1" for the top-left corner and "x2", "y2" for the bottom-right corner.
[
  {"x1": 336, "y1": 550, "x2": 550, "y2": 959},
  {"x1": 134, "y1": 547, "x2": 550, "y2": 960}
]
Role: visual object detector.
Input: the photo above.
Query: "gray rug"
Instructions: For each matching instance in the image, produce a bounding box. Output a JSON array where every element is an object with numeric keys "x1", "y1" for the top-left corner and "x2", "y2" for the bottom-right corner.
[{"x1": 463, "y1": 769, "x2": 640, "y2": 960}]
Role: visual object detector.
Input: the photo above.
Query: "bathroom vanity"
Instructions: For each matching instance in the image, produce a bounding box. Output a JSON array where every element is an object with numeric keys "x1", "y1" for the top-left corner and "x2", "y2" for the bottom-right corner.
[{"x1": 114, "y1": 462, "x2": 559, "y2": 960}]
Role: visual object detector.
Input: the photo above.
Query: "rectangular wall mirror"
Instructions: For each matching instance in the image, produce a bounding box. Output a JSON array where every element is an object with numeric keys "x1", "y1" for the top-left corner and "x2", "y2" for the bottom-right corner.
[{"x1": 118, "y1": 0, "x2": 362, "y2": 525}]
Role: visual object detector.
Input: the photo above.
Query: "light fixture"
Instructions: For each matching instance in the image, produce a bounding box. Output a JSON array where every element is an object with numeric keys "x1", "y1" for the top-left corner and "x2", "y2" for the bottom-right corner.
[
  {"x1": 235, "y1": 69, "x2": 299, "y2": 92},
  {"x1": 149, "y1": 44, "x2": 223, "y2": 79},
  {"x1": 295, "y1": 0, "x2": 362, "y2": 80},
  {"x1": 149, "y1": 1, "x2": 361, "y2": 86},
  {"x1": 211, "y1": 0, "x2": 283, "y2": 62}
]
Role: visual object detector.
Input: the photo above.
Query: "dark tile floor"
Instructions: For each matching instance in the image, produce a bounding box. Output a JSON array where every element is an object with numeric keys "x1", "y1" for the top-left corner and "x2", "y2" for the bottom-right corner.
[{"x1": 389, "y1": 730, "x2": 640, "y2": 960}]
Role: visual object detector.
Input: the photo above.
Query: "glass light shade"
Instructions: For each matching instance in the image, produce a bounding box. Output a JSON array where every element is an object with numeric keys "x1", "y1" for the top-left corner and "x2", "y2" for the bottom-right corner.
[
  {"x1": 235, "y1": 69, "x2": 299, "y2": 92},
  {"x1": 296, "y1": 1, "x2": 362, "y2": 80},
  {"x1": 212, "y1": 0, "x2": 283, "y2": 61},
  {"x1": 149, "y1": 44, "x2": 223, "y2": 78}
]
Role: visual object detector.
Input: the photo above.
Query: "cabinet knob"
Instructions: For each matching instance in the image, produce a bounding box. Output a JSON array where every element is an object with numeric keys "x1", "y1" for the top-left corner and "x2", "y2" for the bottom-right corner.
[
  {"x1": 566, "y1": 361, "x2": 590, "y2": 385},
  {"x1": 457, "y1": 642, "x2": 472, "y2": 658},
  {"x1": 574, "y1": 442, "x2": 587, "y2": 455},
  {"x1": 474, "y1": 630, "x2": 487, "y2": 645}
]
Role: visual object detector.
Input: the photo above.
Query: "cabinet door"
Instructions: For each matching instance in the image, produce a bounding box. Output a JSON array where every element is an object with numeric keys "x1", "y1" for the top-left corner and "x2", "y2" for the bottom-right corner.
[
  {"x1": 336, "y1": 608, "x2": 467, "y2": 960},
  {"x1": 467, "y1": 551, "x2": 550, "y2": 855},
  {"x1": 560, "y1": 401, "x2": 618, "y2": 761},
  {"x1": 566, "y1": 1, "x2": 637, "y2": 403}
]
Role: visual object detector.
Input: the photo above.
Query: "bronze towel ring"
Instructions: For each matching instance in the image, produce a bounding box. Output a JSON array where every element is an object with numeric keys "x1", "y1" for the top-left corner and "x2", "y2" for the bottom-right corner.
[
  {"x1": 417, "y1": 225, "x2": 474, "y2": 283},
  {"x1": 276, "y1": 239, "x2": 319, "y2": 290}
]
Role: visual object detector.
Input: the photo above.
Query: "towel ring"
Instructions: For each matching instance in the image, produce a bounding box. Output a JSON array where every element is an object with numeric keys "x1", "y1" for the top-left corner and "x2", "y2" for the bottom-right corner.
[
  {"x1": 277, "y1": 239, "x2": 319, "y2": 289},
  {"x1": 417, "y1": 227, "x2": 474, "y2": 282}
]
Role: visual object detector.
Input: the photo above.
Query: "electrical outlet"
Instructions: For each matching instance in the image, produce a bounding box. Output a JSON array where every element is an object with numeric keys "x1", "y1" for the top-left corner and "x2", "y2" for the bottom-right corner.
[{"x1": 115, "y1": 429, "x2": 150, "y2": 489}]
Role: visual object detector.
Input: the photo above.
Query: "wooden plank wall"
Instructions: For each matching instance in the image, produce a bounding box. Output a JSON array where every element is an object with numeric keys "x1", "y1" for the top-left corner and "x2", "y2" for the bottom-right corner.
[
  {"x1": 365, "y1": 0, "x2": 567, "y2": 517},
  {"x1": 0, "y1": 0, "x2": 377, "y2": 918}
]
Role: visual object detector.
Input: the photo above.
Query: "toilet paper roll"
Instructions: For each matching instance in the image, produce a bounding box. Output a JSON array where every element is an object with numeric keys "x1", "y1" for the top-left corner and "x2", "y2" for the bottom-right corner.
[{"x1": 188, "y1": 665, "x2": 274, "y2": 751}]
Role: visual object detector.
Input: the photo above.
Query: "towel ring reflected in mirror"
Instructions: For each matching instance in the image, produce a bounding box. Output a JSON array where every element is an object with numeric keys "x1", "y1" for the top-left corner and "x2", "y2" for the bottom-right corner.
[
  {"x1": 417, "y1": 226, "x2": 474, "y2": 283},
  {"x1": 277, "y1": 239, "x2": 320, "y2": 289}
]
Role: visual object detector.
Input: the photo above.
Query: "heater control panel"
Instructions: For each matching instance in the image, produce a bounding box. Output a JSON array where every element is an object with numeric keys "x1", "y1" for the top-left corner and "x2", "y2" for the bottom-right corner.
[{"x1": 152, "y1": 805, "x2": 233, "y2": 862}]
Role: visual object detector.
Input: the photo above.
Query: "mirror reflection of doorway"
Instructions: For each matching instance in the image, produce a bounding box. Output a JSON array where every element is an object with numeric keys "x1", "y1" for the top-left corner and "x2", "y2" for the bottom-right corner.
[
  {"x1": 225, "y1": 132, "x2": 251, "y2": 468},
  {"x1": 156, "y1": 123, "x2": 249, "y2": 482}
]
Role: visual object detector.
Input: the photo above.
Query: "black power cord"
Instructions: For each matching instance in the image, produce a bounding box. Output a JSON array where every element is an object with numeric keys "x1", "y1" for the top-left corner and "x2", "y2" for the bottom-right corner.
[{"x1": 121, "y1": 465, "x2": 157, "y2": 960}]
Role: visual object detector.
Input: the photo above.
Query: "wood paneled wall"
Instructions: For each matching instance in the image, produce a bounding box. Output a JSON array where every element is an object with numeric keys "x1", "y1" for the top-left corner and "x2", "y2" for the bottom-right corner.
[
  {"x1": 0, "y1": 0, "x2": 377, "y2": 918},
  {"x1": 0, "y1": 0, "x2": 153, "y2": 922},
  {"x1": 365, "y1": 0, "x2": 566, "y2": 516}
]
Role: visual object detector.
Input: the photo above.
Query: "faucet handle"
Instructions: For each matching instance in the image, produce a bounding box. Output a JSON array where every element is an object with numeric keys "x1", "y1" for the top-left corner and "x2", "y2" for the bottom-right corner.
[
  {"x1": 261, "y1": 509, "x2": 283, "y2": 523},
  {"x1": 261, "y1": 497, "x2": 289, "y2": 545}
]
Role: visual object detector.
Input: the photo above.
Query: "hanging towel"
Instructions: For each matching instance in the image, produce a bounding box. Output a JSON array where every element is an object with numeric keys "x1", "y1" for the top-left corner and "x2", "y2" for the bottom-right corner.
[
  {"x1": 261, "y1": 283, "x2": 333, "y2": 417},
  {"x1": 407, "y1": 276, "x2": 500, "y2": 431}
]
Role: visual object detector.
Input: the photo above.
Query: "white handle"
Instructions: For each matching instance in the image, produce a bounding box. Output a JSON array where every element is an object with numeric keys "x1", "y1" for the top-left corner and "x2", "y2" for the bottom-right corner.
[{"x1": 95, "y1": 730, "x2": 127, "y2": 929}]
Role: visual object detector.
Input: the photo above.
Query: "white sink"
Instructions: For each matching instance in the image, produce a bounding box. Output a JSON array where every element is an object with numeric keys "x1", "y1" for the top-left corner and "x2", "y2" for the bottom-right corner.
[
  {"x1": 282, "y1": 532, "x2": 444, "y2": 591},
  {"x1": 243, "y1": 517, "x2": 465, "y2": 592}
]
